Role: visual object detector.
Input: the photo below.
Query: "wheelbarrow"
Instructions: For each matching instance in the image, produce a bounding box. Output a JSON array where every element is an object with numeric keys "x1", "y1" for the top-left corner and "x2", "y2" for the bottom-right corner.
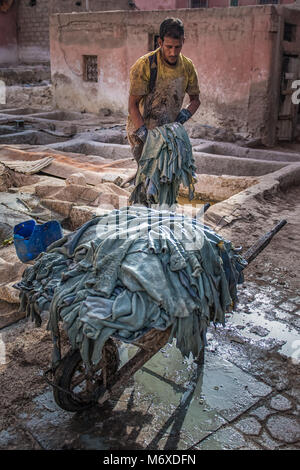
[{"x1": 44, "y1": 219, "x2": 287, "y2": 412}]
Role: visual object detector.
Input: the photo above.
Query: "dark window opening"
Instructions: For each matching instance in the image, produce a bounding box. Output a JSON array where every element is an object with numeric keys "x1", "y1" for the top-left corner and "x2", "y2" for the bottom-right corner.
[
  {"x1": 284, "y1": 23, "x2": 297, "y2": 42},
  {"x1": 154, "y1": 34, "x2": 160, "y2": 50},
  {"x1": 258, "y1": 0, "x2": 278, "y2": 4},
  {"x1": 191, "y1": 0, "x2": 208, "y2": 7},
  {"x1": 83, "y1": 55, "x2": 98, "y2": 82},
  {"x1": 230, "y1": 0, "x2": 239, "y2": 6},
  {"x1": 280, "y1": 55, "x2": 290, "y2": 105},
  {"x1": 148, "y1": 33, "x2": 160, "y2": 51}
]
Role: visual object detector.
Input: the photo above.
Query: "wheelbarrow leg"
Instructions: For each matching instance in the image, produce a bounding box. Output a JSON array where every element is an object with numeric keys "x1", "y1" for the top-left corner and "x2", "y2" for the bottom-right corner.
[
  {"x1": 96, "y1": 327, "x2": 172, "y2": 406},
  {"x1": 195, "y1": 346, "x2": 205, "y2": 366}
]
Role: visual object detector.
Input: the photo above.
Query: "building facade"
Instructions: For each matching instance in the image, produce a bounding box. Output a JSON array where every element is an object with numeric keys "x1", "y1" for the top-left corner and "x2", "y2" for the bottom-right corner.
[
  {"x1": 135, "y1": 0, "x2": 295, "y2": 9},
  {"x1": 0, "y1": 0, "x2": 135, "y2": 64},
  {"x1": 50, "y1": 5, "x2": 300, "y2": 144}
]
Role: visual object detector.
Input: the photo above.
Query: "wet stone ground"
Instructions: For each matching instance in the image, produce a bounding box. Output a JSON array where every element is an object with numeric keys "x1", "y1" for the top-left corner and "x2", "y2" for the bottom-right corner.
[{"x1": 0, "y1": 277, "x2": 299, "y2": 451}]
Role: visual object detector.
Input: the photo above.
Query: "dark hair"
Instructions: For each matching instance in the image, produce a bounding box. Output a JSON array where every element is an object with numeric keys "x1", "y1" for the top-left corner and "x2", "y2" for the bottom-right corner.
[{"x1": 159, "y1": 18, "x2": 184, "y2": 41}]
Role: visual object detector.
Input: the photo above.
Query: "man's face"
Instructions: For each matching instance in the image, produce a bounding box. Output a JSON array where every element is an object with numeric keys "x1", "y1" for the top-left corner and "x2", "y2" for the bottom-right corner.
[{"x1": 158, "y1": 36, "x2": 184, "y2": 66}]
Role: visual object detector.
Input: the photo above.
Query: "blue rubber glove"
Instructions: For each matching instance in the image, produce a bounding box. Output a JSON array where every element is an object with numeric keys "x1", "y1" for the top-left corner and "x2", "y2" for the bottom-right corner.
[
  {"x1": 134, "y1": 124, "x2": 148, "y2": 143},
  {"x1": 175, "y1": 109, "x2": 192, "y2": 125}
]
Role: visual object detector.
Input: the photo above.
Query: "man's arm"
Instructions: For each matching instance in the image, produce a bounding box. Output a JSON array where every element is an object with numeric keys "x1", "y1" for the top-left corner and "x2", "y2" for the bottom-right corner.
[
  {"x1": 175, "y1": 94, "x2": 200, "y2": 125},
  {"x1": 128, "y1": 94, "x2": 148, "y2": 143},
  {"x1": 186, "y1": 94, "x2": 201, "y2": 116},
  {"x1": 128, "y1": 94, "x2": 144, "y2": 130}
]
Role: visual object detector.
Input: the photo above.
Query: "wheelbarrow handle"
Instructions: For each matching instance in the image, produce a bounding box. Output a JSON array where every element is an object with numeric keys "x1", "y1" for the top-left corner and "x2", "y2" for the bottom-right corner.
[{"x1": 243, "y1": 219, "x2": 287, "y2": 265}]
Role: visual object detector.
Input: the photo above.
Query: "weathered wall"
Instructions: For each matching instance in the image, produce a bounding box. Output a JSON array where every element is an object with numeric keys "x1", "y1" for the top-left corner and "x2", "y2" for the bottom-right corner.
[
  {"x1": 17, "y1": 0, "x2": 50, "y2": 63},
  {"x1": 50, "y1": 6, "x2": 282, "y2": 143},
  {"x1": 135, "y1": 0, "x2": 178, "y2": 9},
  {"x1": 50, "y1": 0, "x2": 135, "y2": 13},
  {"x1": 17, "y1": 0, "x2": 134, "y2": 64},
  {"x1": 0, "y1": 2, "x2": 18, "y2": 64},
  {"x1": 135, "y1": 0, "x2": 294, "y2": 9}
]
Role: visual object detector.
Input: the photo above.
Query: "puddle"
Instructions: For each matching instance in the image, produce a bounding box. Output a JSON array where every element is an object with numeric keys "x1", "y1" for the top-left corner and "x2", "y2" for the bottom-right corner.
[
  {"x1": 195, "y1": 426, "x2": 248, "y2": 450},
  {"x1": 10, "y1": 340, "x2": 271, "y2": 450},
  {"x1": 230, "y1": 284, "x2": 299, "y2": 358},
  {"x1": 118, "y1": 341, "x2": 271, "y2": 447},
  {"x1": 230, "y1": 311, "x2": 299, "y2": 358},
  {"x1": 131, "y1": 343, "x2": 271, "y2": 418}
]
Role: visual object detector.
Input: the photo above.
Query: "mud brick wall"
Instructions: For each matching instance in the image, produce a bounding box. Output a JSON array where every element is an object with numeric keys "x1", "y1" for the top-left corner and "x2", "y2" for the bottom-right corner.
[
  {"x1": 50, "y1": 0, "x2": 134, "y2": 13},
  {"x1": 135, "y1": 0, "x2": 294, "y2": 9},
  {"x1": 17, "y1": 0, "x2": 50, "y2": 63},
  {"x1": 17, "y1": 0, "x2": 134, "y2": 64}
]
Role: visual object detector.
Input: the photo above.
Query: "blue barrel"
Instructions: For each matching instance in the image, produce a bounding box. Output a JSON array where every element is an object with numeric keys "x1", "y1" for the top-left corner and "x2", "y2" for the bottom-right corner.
[{"x1": 13, "y1": 219, "x2": 63, "y2": 263}]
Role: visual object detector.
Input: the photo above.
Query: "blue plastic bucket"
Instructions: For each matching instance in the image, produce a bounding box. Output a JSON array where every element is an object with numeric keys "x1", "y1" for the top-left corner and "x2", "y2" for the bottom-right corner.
[{"x1": 13, "y1": 219, "x2": 63, "y2": 263}]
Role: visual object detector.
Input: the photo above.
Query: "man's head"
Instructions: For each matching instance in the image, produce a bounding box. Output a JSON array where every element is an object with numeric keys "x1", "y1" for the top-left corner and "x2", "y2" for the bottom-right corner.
[{"x1": 158, "y1": 18, "x2": 185, "y2": 66}]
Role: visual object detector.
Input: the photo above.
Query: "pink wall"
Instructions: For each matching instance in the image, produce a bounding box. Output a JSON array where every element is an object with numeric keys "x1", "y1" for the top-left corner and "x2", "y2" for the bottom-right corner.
[
  {"x1": 135, "y1": 0, "x2": 294, "y2": 8},
  {"x1": 50, "y1": 6, "x2": 284, "y2": 144},
  {"x1": 176, "y1": 0, "x2": 189, "y2": 7},
  {"x1": 135, "y1": 0, "x2": 178, "y2": 10},
  {"x1": 209, "y1": 0, "x2": 294, "y2": 5},
  {"x1": 0, "y1": 2, "x2": 18, "y2": 64}
]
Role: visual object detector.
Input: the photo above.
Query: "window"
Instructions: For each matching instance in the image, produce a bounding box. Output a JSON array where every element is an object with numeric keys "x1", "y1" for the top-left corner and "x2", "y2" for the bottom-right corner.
[
  {"x1": 284, "y1": 23, "x2": 297, "y2": 42},
  {"x1": 83, "y1": 55, "x2": 98, "y2": 82},
  {"x1": 191, "y1": 0, "x2": 208, "y2": 7},
  {"x1": 230, "y1": 0, "x2": 239, "y2": 5},
  {"x1": 258, "y1": 0, "x2": 278, "y2": 4},
  {"x1": 148, "y1": 33, "x2": 160, "y2": 51}
]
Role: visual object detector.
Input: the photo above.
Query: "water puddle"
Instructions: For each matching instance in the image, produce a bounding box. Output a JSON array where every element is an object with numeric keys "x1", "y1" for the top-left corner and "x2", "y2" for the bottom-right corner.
[
  {"x1": 229, "y1": 284, "x2": 299, "y2": 358},
  {"x1": 9, "y1": 340, "x2": 271, "y2": 450}
]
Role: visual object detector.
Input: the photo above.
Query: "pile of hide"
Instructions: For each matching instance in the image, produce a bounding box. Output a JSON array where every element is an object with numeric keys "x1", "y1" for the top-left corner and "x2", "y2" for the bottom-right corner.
[
  {"x1": 130, "y1": 122, "x2": 196, "y2": 206},
  {"x1": 16, "y1": 206, "x2": 247, "y2": 368}
]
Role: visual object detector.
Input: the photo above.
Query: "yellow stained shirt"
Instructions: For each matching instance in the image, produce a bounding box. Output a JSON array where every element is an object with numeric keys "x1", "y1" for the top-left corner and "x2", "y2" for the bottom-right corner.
[{"x1": 127, "y1": 48, "x2": 200, "y2": 144}]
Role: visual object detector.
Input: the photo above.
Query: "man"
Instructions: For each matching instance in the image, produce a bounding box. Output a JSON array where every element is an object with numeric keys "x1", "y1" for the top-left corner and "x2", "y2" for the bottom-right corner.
[{"x1": 126, "y1": 17, "x2": 200, "y2": 163}]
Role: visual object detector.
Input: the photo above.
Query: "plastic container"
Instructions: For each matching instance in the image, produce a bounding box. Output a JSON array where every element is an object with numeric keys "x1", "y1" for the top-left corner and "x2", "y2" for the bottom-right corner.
[{"x1": 13, "y1": 219, "x2": 63, "y2": 263}]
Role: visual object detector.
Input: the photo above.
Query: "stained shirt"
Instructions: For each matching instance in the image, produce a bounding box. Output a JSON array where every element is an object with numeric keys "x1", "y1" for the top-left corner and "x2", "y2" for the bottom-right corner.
[{"x1": 126, "y1": 48, "x2": 200, "y2": 144}]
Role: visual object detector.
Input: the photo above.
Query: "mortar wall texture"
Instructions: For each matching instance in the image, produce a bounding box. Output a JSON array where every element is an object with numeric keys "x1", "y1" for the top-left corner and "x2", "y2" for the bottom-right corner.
[
  {"x1": 134, "y1": 0, "x2": 294, "y2": 9},
  {"x1": 0, "y1": 2, "x2": 18, "y2": 64},
  {"x1": 16, "y1": 0, "x2": 134, "y2": 64},
  {"x1": 50, "y1": 5, "x2": 300, "y2": 144},
  {"x1": 49, "y1": 0, "x2": 134, "y2": 14},
  {"x1": 17, "y1": 0, "x2": 50, "y2": 63}
]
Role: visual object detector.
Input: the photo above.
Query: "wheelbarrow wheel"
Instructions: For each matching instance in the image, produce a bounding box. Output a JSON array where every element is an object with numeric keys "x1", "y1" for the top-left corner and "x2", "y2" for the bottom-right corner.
[{"x1": 53, "y1": 338, "x2": 120, "y2": 412}]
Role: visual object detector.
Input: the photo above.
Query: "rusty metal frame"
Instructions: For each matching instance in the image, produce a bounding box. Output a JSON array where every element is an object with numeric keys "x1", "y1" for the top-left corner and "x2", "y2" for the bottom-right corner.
[{"x1": 96, "y1": 326, "x2": 173, "y2": 406}]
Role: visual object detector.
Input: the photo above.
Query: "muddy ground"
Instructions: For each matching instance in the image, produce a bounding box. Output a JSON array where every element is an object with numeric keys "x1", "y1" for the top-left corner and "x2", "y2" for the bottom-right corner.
[{"x1": 220, "y1": 185, "x2": 300, "y2": 292}]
